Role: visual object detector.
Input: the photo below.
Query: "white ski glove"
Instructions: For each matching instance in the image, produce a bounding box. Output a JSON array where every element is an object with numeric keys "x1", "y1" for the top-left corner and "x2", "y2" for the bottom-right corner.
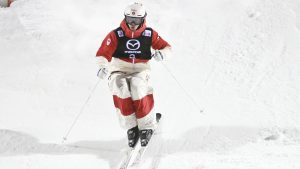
[
  {"x1": 152, "y1": 50, "x2": 164, "y2": 61},
  {"x1": 96, "y1": 56, "x2": 109, "y2": 79},
  {"x1": 97, "y1": 66, "x2": 108, "y2": 79}
]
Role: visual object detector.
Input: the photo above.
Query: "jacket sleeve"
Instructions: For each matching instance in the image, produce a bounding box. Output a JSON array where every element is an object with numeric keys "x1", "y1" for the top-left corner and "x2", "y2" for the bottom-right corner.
[
  {"x1": 96, "y1": 31, "x2": 118, "y2": 62},
  {"x1": 151, "y1": 29, "x2": 172, "y2": 60},
  {"x1": 151, "y1": 29, "x2": 171, "y2": 50}
]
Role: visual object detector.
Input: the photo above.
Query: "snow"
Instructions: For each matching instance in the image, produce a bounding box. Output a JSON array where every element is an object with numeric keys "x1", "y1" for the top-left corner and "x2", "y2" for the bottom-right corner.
[{"x1": 1, "y1": 0, "x2": 300, "y2": 168}]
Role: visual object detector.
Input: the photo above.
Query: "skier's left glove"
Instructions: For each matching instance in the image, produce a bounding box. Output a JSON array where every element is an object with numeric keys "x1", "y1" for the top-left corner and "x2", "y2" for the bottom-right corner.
[
  {"x1": 152, "y1": 50, "x2": 164, "y2": 61},
  {"x1": 152, "y1": 47, "x2": 172, "y2": 62}
]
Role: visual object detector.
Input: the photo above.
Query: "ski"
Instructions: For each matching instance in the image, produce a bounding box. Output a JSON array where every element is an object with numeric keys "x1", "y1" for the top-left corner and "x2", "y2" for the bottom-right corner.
[
  {"x1": 127, "y1": 113, "x2": 162, "y2": 169},
  {"x1": 117, "y1": 144, "x2": 141, "y2": 169},
  {"x1": 117, "y1": 113, "x2": 162, "y2": 169}
]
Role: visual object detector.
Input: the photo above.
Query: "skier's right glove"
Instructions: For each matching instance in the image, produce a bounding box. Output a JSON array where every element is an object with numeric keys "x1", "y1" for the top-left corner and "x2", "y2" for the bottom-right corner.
[
  {"x1": 96, "y1": 56, "x2": 109, "y2": 79},
  {"x1": 97, "y1": 66, "x2": 108, "y2": 79}
]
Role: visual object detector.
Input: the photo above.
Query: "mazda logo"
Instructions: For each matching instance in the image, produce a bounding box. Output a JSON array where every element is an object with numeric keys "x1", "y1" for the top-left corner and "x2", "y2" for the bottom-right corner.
[{"x1": 126, "y1": 39, "x2": 140, "y2": 50}]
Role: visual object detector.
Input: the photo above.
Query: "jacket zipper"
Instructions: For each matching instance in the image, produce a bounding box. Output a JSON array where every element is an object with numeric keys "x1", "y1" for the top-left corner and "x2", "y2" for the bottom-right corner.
[{"x1": 131, "y1": 31, "x2": 135, "y2": 64}]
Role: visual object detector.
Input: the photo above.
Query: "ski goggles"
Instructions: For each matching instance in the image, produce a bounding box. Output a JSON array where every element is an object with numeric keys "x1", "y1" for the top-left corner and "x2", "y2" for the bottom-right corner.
[{"x1": 125, "y1": 16, "x2": 144, "y2": 25}]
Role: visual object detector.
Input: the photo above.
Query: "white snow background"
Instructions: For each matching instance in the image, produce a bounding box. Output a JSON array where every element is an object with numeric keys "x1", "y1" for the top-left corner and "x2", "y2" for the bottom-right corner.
[{"x1": 1, "y1": 0, "x2": 300, "y2": 168}]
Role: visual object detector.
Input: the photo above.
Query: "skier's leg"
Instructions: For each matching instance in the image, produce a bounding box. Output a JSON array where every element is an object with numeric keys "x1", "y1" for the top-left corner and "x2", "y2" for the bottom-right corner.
[
  {"x1": 109, "y1": 72, "x2": 140, "y2": 147},
  {"x1": 130, "y1": 71, "x2": 157, "y2": 130},
  {"x1": 109, "y1": 72, "x2": 137, "y2": 129}
]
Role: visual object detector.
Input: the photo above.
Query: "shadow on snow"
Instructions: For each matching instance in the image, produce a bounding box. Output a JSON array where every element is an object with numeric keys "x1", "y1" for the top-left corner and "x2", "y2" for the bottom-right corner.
[{"x1": 1, "y1": 126, "x2": 296, "y2": 169}]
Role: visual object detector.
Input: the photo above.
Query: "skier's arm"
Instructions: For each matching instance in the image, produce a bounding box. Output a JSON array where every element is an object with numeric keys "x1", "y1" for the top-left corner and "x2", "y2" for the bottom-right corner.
[
  {"x1": 96, "y1": 31, "x2": 118, "y2": 64},
  {"x1": 96, "y1": 31, "x2": 117, "y2": 79},
  {"x1": 151, "y1": 30, "x2": 171, "y2": 61}
]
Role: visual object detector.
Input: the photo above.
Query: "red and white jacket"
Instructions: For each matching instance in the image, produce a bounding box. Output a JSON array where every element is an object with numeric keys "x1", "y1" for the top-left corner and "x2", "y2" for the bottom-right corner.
[{"x1": 96, "y1": 19, "x2": 171, "y2": 73}]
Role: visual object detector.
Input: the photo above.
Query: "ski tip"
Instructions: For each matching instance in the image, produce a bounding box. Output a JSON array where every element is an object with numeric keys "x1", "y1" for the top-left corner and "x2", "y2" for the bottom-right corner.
[{"x1": 156, "y1": 113, "x2": 162, "y2": 121}]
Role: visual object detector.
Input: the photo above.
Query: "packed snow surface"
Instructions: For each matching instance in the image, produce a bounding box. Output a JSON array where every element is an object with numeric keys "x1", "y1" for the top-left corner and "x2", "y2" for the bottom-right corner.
[{"x1": 1, "y1": 0, "x2": 300, "y2": 168}]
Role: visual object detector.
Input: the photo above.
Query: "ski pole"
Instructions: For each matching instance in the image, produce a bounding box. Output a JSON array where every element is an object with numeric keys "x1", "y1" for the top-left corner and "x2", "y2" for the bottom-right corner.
[
  {"x1": 160, "y1": 62, "x2": 204, "y2": 113},
  {"x1": 61, "y1": 78, "x2": 101, "y2": 143}
]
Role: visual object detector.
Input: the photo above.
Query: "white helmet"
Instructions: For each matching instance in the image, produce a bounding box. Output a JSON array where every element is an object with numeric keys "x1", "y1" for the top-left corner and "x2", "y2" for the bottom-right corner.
[
  {"x1": 124, "y1": 2, "x2": 147, "y2": 25},
  {"x1": 124, "y1": 2, "x2": 146, "y2": 18}
]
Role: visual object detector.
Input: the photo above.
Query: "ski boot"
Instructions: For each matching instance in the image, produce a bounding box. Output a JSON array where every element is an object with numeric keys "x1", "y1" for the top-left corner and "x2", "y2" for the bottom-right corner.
[
  {"x1": 127, "y1": 126, "x2": 139, "y2": 148},
  {"x1": 139, "y1": 129, "x2": 153, "y2": 147}
]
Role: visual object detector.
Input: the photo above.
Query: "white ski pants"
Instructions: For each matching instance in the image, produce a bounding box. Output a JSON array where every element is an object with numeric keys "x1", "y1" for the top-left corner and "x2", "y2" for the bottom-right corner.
[{"x1": 108, "y1": 70, "x2": 156, "y2": 130}]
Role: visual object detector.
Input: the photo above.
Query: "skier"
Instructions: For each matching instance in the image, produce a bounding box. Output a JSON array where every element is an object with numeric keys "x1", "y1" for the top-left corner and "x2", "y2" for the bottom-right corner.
[{"x1": 96, "y1": 2, "x2": 171, "y2": 148}]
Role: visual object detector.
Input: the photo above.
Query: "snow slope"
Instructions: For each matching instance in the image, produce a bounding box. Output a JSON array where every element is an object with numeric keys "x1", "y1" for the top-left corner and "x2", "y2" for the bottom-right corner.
[{"x1": 1, "y1": 0, "x2": 300, "y2": 169}]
